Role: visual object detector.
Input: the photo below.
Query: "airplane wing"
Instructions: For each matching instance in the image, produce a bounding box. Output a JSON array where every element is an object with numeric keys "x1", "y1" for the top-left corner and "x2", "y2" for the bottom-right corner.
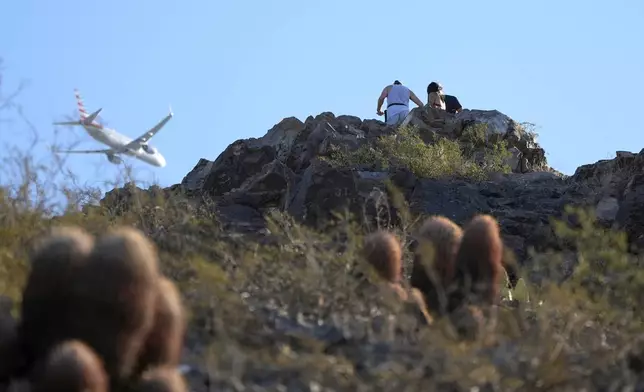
[
  {"x1": 124, "y1": 109, "x2": 173, "y2": 150},
  {"x1": 53, "y1": 120, "x2": 82, "y2": 126},
  {"x1": 53, "y1": 148, "x2": 113, "y2": 154}
]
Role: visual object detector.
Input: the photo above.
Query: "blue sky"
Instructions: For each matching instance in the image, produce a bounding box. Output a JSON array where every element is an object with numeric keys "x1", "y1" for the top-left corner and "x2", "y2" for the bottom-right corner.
[{"x1": 1, "y1": 0, "x2": 643, "y2": 195}]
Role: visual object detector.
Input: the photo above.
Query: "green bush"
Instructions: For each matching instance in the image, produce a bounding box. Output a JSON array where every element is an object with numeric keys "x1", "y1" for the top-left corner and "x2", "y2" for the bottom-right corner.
[{"x1": 324, "y1": 125, "x2": 512, "y2": 180}]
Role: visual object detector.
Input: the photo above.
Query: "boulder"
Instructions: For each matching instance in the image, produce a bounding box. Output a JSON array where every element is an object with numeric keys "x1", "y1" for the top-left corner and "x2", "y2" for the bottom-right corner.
[
  {"x1": 219, "y1": 159, "x2": 298, "y2": 210},
  {"x1": 199, "y1": 140, "x2": 276, "y2": 197},
  {"x1": 455, "y1": 109, "x2": 517, "y2": 136},
  {"x1": 181, "y1": 158, "x2": 213, "y2": 193},
  {"x1": 248, "y1": 116, "x2": 306, "y2": 161},
  {"x1": 571, "y1": 150, "x2": 644, "y2": 252},
  {"x1": 595, "y1": 196, "x2": 620, "y2": 223}
]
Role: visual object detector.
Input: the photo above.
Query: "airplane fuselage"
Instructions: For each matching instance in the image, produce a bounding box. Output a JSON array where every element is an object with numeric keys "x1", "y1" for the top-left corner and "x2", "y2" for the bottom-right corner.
[
  {"x1": 53, "y1": 89, "x2": 172, "y2": 168},
  {"x1": 82, "y1": 124, "x2": 166, "y2": 167}
]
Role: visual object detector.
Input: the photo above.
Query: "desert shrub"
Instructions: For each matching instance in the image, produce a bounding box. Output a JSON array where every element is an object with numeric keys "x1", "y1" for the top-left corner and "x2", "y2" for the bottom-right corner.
[
  {"x1": 460, "y1": 122, "x2": 489, "y2": 149},
  {"x1": 324, "y1": 143, "x2": 389, "y2": 169},
  {"x1": 516, "y1": 121, "x2": 540, "y2": 143},
  {"x1": 325, "y1": 125, "x2": 512, "y2": 180},
  {"x1": 550, "y1": 206, "x2": 644, "y2": 314},
  {"x1": 460, "y1": 123, "x2": 513, "y2": 173}
]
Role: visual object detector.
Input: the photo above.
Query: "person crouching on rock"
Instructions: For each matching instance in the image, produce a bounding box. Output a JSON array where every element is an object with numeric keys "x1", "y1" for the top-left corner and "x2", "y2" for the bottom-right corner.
[
  {"x1": 444, "y1": 94, "x2": 463, "y2": 114},
  {"x1": 376, "y1": 80, "x2": 424, "y2": 126}
]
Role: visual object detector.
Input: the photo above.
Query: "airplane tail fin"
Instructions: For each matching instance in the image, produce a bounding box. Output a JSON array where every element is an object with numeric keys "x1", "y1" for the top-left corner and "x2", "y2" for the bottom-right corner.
[
  {"x1": 74, "y1": 89, "x2": 104, "y2": 127},
  {"x1": 74, "y1": 88, "x2": 88, "y2": 121}
]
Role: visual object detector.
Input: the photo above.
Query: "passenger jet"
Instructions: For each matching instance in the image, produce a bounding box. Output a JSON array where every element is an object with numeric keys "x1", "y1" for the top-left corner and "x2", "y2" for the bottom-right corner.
[{"x1": 52, "y1": 89, "x2": 172, "y2": 167}]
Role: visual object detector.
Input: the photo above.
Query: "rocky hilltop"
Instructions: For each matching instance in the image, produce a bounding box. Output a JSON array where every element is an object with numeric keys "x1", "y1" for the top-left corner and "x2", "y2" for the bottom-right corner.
[
  {"x1": 103, "y1": 106, "x2": 644, "y2": 266},
  {"x1": 31, "y1": 105, "x2": 644, "y2": 390}
]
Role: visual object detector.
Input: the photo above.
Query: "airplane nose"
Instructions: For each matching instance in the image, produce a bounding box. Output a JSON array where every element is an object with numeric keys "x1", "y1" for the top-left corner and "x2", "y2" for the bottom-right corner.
[{"x1": 157, "y1": 155, "x2": 166, "y2": 167}]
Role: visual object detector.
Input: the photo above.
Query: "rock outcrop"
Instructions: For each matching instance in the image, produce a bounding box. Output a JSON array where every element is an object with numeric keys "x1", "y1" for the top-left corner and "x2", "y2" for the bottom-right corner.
[
  {"x1": 181, "y1": 108, "x2": 548, "y2": 199},
  {"x1": 103, "y1": 106, "x2": 644, "y2": 268},
  {"x1": 569, "y1": 149, "x2": 644, "y2": 252}
]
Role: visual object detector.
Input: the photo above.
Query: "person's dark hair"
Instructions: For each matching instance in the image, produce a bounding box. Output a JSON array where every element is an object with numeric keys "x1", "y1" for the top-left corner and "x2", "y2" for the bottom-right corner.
[
  {"x1": 427, "y1": 82, "x2": 440, "y2": 94},
  {"x1": 393, "y1": 80, "x2": 402, "y2": 85}
]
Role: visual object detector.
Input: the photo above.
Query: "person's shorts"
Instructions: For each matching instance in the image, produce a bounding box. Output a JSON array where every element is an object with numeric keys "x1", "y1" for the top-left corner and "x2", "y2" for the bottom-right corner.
[{"x1": 386, "y1": 109, "x2": 409, "y2": 125}]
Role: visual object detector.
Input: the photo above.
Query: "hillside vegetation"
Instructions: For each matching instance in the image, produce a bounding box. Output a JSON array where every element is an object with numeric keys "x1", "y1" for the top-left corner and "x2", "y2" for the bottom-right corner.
[
  {"x1": 2, "y1": 84, "x2": 644, "y2": 391},
  {"x1": 323, "y1": 124, "x2": 513, "y2": 180}
]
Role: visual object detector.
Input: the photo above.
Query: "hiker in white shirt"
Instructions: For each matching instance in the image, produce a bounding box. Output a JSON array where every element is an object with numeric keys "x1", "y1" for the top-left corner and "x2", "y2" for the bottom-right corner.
[{"x1": 376, "y1": 80, "x2": 424, "y2": 126}]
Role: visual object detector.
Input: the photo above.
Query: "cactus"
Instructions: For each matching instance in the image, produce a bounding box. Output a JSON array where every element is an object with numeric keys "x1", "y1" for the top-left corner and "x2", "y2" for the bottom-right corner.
[{"x1": 2, "y1": 225, "x2": 189, "y2": 391}]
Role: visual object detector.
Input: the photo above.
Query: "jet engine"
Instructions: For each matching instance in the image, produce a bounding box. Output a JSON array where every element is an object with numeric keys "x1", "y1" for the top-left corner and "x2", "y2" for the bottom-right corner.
[{"x1": 106, "y1": 153, "x2": 123, "y2": 164}]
